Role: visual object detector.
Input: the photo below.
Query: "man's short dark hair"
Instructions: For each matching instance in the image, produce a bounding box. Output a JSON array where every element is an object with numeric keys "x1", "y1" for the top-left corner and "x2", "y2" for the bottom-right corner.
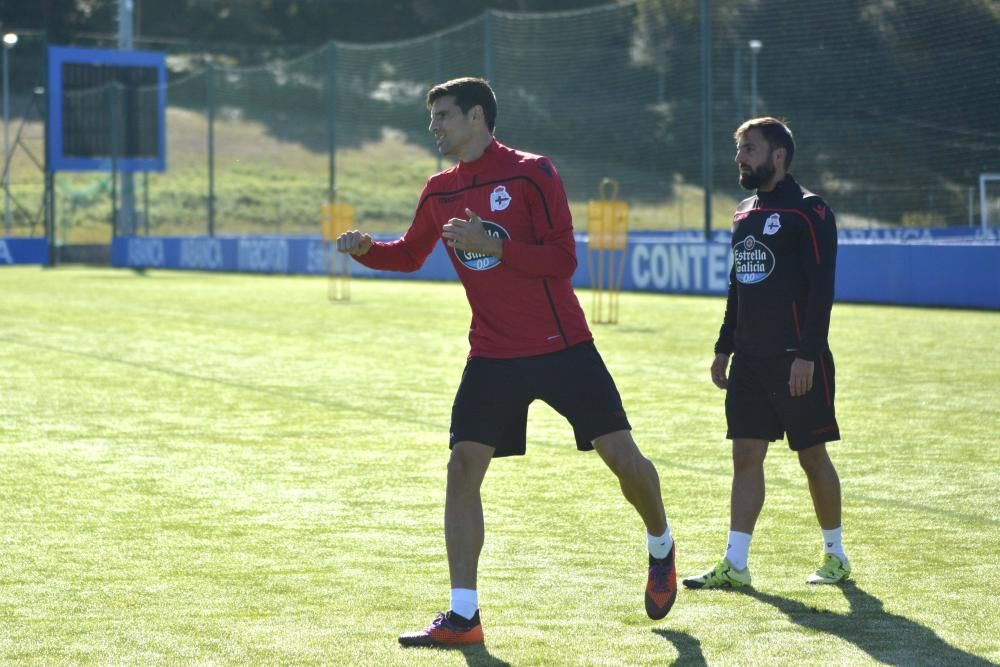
[
  {"x1": 735, "y1": 117, "x2": 795, "y2": 169},
  {"x1": 426, "y1": 77, "x2": 498, "y2": 134}
]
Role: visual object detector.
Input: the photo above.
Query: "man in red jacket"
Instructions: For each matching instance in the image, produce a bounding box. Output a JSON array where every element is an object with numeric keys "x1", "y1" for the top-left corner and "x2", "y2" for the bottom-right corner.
[{"x1": 337, "y1": 77, "x2": 677, "y2": 646}]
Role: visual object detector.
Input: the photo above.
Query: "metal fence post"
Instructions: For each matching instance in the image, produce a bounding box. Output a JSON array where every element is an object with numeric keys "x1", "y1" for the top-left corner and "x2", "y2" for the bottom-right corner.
[
  {"x1": 701, "y1": 0, "x2": 713, "y2": 240},
  {"x1": 42, "y1": 47, "x2": 55, "y2": 265},
  {"x1": 206, "y1": 62, "x2": 215, "y2": 236},
  {"x1": 111, "y1": 83, "x2": 121, "y2": 237},
  {"x1": 434, "y1": 36, "x2": 443, "y2": 171},
  {"x1": 483, "y1": 11, "x2": 494, "y2": 82},
  {"x1": 326, "y1": 43, "x2": 336, "y2": 203}
]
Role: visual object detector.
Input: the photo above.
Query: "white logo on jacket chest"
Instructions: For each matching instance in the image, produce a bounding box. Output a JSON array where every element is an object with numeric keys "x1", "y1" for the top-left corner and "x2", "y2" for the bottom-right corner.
[
  {"x1": 763, "y1": 213, "x2": 781, "y2": 235},
  {"x1": 490, "y1": 185, "x2": 512, "y2": 212}
]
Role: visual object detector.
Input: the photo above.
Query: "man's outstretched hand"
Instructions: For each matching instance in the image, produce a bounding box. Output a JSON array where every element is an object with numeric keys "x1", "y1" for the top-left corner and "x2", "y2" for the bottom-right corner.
[{"x1": 336, "y1": 230, "x2": 373, "y2": 256}]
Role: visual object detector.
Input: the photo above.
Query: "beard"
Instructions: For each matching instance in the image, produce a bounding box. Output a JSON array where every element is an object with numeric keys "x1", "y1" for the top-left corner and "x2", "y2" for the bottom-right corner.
[{"x1": 738, "y1": 155, "x2": 776, "y2": 190}]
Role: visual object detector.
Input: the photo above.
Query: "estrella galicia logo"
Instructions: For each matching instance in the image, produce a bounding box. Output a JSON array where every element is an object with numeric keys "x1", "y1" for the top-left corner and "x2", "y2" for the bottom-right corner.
[
  {"x1": 734, "y1": 235, "x2": 775, "y2": 284},
  {"x1": 455, "y1": 220, "x2": 510, "y2": 271}
]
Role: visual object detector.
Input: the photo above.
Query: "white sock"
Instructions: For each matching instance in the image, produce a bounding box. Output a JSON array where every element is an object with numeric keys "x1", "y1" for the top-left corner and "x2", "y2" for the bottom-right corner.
[
  {"x1": 822, "y1": 526, "x2": 847, "y2": 561},
  {"x1": 725, "y1": 531, "x2": 752, "y2": 571},
  {"x1": 647, "y1": 526, "x2": 673, "y2": 560},
  {"x1": 450, "y1": 588, "x2": 478, "y2": 621}
]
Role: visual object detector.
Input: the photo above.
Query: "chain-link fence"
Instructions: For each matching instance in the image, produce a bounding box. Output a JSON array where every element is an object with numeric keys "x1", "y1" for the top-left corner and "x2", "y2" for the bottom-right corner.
[
  {"x1": 3, "y1": 0, "x2": 999, "y2": 244},
  {"x1": 2, "y1": 30, "x2": 47, "y2": 238}
]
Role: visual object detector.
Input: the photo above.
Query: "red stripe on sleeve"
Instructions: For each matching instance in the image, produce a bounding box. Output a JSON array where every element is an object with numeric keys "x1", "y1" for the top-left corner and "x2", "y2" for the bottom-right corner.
[
  {"x1": 803, "y1": 216, "x2": 821, "y2": 264},
  {"x1": 791, "y1": 301, "x2": 802, "y2": 341},
  {"x1": 818, "y1": 354, "x2": 832, "y2": 406}
]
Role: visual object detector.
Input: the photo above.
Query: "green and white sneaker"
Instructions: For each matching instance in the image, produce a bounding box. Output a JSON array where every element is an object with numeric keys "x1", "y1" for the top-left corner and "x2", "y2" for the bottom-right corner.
[
  {"x1": 682, "y1": 558, "x2": 752, "y2": 589},
  {"x1": 807, "y1": 553, "x2": 852, "y2": 584}
]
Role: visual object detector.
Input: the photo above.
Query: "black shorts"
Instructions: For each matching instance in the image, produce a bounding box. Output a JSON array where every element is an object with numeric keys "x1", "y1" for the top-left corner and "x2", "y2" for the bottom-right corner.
[
  {"x1": 725, "y1": 350, "x2": 840, "y2": 451},
  {"x1": 450, "y1": 340, "x2": 631, "y2": 458}
]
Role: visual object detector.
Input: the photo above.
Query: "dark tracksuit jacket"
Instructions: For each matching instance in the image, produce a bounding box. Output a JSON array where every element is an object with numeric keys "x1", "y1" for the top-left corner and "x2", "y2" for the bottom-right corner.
[{"x1": 714, "y1": 174, "x2": 838, "y2": 362}]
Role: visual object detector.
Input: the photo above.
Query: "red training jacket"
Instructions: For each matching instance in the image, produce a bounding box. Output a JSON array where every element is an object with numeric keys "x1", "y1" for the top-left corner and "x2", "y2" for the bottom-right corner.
[{"x1": 354, "y1": 139, "x2": 593, "y2": 358}]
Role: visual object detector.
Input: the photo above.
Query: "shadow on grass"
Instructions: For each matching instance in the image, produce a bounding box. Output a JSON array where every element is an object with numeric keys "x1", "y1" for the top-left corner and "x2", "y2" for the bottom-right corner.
[
  {"x1": 456, "y1": 643, "x2": 511, "y2": 667},
  {"x1": 399, "y1": 643, "x2": 510, "y2": 666},
  {"x1": 744, "y1": 580, "x2": 993, "y2": 666},
  {"x1": 652, "y1": 628, "x2": 708, "y2": 666}
]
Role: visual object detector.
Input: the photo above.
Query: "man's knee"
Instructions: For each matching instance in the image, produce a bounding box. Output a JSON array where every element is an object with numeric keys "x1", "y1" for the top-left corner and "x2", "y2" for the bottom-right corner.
[
  {"x1": 797, "y1": 444, "x2": 835, "y2": 477},
  {"x1": 447, "y1": 442, "x2": 493, "y2": 489},
  {"x1": 732, "y1": 439, "x2": 768, "y2": 473},
  {"x1": 446, "y1": 451, "x2": 467, "y2": 483},
  {"x1": 594, "y1": 431, "x2": 649, "y2": 479}
]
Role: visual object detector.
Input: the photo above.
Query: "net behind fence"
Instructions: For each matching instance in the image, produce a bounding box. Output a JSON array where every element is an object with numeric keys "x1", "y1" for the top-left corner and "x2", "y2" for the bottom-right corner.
[{"x1": 4, "y1": 0, "x2": 999, "y2": 240}]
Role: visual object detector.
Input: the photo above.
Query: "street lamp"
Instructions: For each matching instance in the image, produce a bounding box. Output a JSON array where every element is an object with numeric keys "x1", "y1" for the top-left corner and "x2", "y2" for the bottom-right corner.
[
  {"x1": 2, "y1": 32, "x2": 17, "y2": 236},
  {"x1": 748, "y1": 39, "x2": 762, "y2": 118}
]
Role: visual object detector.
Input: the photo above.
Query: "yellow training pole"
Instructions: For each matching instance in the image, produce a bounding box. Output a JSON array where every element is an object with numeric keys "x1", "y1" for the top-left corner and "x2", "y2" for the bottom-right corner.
[
  {"x1": 321, "y1": 202, "x2": 355, "y2": 302},
  {"x1": 586, "y1": 178, "x2": 629, "y2": 324}
]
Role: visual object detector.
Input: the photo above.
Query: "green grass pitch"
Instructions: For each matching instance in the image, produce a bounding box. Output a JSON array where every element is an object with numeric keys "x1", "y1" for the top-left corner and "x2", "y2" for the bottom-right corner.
[{"x1": 1, "y1": 266, "x2": 998, "y2": 665}]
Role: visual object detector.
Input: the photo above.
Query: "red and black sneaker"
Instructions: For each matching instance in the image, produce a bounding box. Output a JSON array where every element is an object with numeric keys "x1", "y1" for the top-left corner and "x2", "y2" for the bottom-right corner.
[
  {"x1": 398, "y1": 610, "x2": 484, "y2": 648},
  {"x1": 645, "y1": 543, "x2": 678, "y2": 620}
]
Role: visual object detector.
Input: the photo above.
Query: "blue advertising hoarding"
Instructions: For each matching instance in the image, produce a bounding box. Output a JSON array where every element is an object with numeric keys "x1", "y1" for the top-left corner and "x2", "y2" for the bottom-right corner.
[
  {"x1": 0, "y1": 239, "x2": 49, "y2": 265},
  {"x1": 111, "y1": 233, "x2": 1000, "y2": 310}
]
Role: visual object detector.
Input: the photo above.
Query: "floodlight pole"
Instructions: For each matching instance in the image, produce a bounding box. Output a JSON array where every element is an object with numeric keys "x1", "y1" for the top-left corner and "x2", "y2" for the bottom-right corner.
[
  {"x1": 2, "y1": 32, "x2": 16, "y2": 236},
  {"x1": 749, "y1": 40, "x2": 762, "y2": 118}
]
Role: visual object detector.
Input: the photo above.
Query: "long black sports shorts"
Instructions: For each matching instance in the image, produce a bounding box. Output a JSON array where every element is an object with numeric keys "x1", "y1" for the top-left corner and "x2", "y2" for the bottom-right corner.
[
  {"x1": 449, "y1": 340, "x2": 631, "y2": 458},
  {"x1": 725, "y1": 350, "x2": 840, "y2": 451}
]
